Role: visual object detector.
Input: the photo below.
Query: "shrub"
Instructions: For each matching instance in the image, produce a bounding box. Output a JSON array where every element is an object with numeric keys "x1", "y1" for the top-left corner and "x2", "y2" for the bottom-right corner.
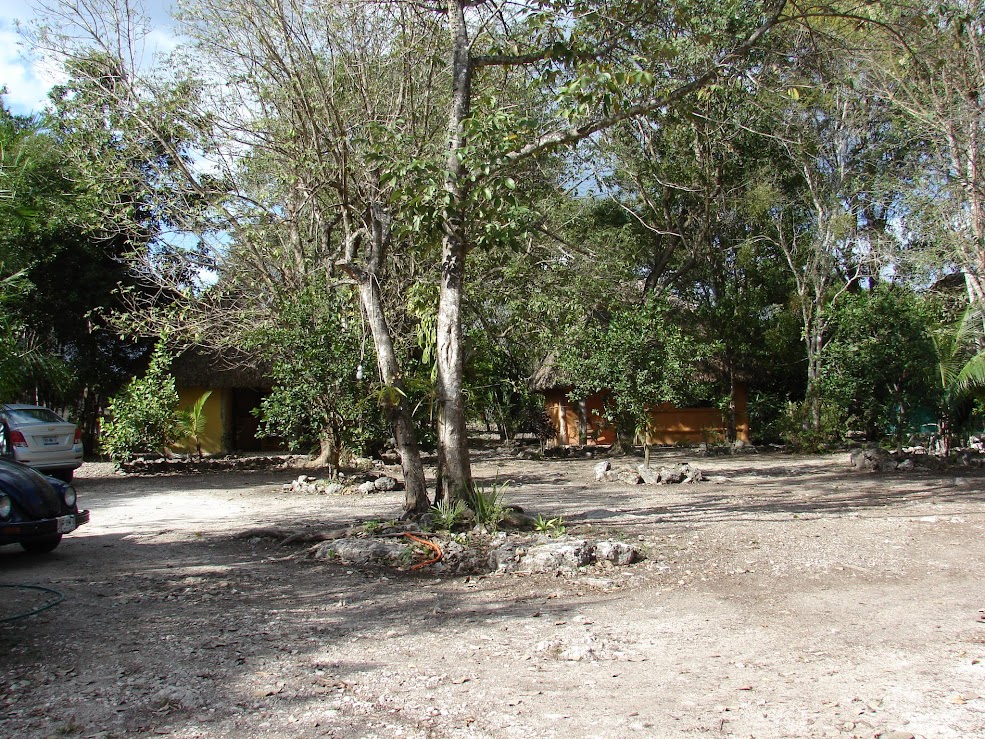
[{"x1": 101, "y1": 342, "x2": 180, "y2": 463}]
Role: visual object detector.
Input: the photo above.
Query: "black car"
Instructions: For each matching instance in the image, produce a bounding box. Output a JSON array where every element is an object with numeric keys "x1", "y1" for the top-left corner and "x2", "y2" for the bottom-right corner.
[{"x1": 0, "y1": 458, "x2": 90, "y2": 553}]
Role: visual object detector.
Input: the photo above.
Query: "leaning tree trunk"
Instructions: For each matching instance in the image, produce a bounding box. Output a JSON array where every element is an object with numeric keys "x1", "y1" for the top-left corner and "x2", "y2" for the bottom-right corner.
[
  {"x1": 337, "y1": 195, "x2": 430, "y2": 515},
  {"x1": 434, "y1": 0, "x2": 475, "y2": 505},
  {"x1": 357, "y1": 278, "x2": 430, "y2": 516}
]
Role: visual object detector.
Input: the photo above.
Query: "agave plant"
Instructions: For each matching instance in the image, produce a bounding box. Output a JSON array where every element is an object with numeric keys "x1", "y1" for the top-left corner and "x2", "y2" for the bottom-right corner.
[{"x1": 471, "y1": 481, "x2": 508, "y2": 528}]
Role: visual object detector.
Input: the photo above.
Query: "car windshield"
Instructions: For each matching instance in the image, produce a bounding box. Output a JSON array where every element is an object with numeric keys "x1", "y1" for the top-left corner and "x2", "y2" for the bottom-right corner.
[{"x1": 5, "y1": 407, "x2": 65, "y2": 424}]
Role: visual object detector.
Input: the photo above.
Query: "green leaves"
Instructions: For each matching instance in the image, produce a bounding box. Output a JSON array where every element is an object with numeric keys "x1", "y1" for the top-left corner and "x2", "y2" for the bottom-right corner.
[
  {"x1": 558, "y1": 295, "x2": 718, "y2": 441},
  {"x1": 175, "y1": 390, "x2": 212, "y2": 457},
  {"x1": 247, "y1": 282, "x2": 390, "y2": 459},
  {"x1": 821, "y1": 286, "x2": 938, "y2": 443},
  {"x1": 101, "y1": 341, "x2": 181, "y2": 463}
]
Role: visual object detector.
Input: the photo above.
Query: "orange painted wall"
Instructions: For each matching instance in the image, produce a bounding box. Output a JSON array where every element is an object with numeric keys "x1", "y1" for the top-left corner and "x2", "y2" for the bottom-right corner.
[{"x1": 544, "y1": 383, "x2": 749, "y2": 447}]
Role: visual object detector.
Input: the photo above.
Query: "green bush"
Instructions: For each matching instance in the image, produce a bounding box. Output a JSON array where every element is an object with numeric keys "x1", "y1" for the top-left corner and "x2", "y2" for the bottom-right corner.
[
  {"x1": 429, "y1": 498, "x2": 469, "y2": 530},
  {"x1": 249, "y1": 287, "x2": 389, "y2": 467},
  {"x1": 101, "y1": 342, "x2": 180, "y2": 463},
  {"x1": 820, "y1": 286, "x2": 938, "y2": 445},
  {"x1": 777, "y1": 400, "x2": 845, "y2": 452}
]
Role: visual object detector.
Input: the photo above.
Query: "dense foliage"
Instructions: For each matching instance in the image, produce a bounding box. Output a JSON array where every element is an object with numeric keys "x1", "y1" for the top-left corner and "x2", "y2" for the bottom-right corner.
[
  {"x1": 0, "y1": 92, "x2": 160, "y2": 450},
  {"x1": 100, "y1": 342, "x2": 180, "y2": 462},
  {"x1": 821, "y1": 286, "x2": 939, "y2": 445},
  {"x1": 248, "y1": 286, "x2": 391, "y2": 474},
  {"x1": 6, "y1": 0, "x2": 985, "y2": 500},
  {"x1": 559, "y1": 296, "x2": 718, "y2": 450}
]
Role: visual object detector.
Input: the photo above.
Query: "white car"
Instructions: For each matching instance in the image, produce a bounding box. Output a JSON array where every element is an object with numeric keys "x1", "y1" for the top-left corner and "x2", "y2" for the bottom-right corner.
[{"x1": 0, "y1": 404, "x2": 84, "y2": 482}]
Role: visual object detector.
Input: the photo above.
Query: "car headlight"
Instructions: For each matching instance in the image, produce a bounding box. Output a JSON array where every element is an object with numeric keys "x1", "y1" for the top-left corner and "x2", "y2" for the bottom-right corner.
[
  {"x1": 0, "y1": 494, "x2": 10, "y2": 519},
  {"x1": 62, "y1": 485, "x2": 77, "y2": 508}
]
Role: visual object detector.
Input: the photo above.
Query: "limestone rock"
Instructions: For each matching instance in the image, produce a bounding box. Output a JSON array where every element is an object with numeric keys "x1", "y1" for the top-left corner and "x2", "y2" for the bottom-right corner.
[
  {"x1": 520, "y1": 539, "x2": 596, "y2": 572},
  {"x1": 658, "y1": 465, "x2": 685, "y2": 484},
  {"x1": 500, "y1": 509, "x2": 538, "y2": 530},
  {"x1": 849, "y1": 447, "x2": 895, "y2": 472},
  {"x1": 150, "y1": 686, "x2": 204, "y2": 709},
  {"x1": 373, "y1": 475, "x2": 397, "y2": 491},
  {"x1": 596, "y1": 540, "x2": 639, "y2": 565},
  {"x1": 313, "y1": 538, "x2": 406, "y2": 565}
]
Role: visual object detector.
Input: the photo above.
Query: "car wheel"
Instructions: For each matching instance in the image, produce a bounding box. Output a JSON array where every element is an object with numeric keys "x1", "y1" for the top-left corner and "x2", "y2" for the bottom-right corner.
[
  {"x1": 51, "y1": 468, "x2": 74, "y2": 482},
  {"x1": 20, "y1": 535, "x2": 62, "y2": 553}
]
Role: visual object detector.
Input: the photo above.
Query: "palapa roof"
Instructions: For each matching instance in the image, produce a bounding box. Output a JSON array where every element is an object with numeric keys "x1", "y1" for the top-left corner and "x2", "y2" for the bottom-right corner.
[
  {"x1": 528, "y1": 350, "x2": 570, "y2": 393},
  {"x1": 170, "y1": 347, "x2": 273, "y2": 389},
  {"x1": 527, "y1": 348, "x2": 750, "y2": 394}
]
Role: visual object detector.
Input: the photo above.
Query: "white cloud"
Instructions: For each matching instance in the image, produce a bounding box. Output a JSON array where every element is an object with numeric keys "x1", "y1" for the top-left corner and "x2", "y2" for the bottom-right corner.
[
  {"x1": 1, "y1": 2, "x2": 181, "y2": 116},
  {"x1": 147, "y1": 26, "x2": 181, "y2": 57},
  {"x1": 0, "y1": 20, "x2": 63, "y2": 115}
]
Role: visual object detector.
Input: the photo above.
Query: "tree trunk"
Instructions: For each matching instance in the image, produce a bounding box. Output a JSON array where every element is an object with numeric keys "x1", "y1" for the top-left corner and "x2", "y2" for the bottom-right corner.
[
  {"x1": 724, "y1": 369, "x2": 737, "y2": 444},
  {"x1": 357, "y1": 279, "x2": 430, "y2": 515},
  {"x1": 435, "y1": 234, "x2": 473, "y2": 502},
  {"x1": 804, "y1": 315, "x2": 825, "y2": 433},
  {"x1": 314, "y1": 428, "x2": 339, "y2": 478},
  {"x1": 806, "y1": 362, "x2": 822, "y2": 433},
  {"x1": 435, "y1": 0, "x2": 475, "y2": 504},
  {"x1": 612, "y1": 415, "x2": 636, "y2": 455}
]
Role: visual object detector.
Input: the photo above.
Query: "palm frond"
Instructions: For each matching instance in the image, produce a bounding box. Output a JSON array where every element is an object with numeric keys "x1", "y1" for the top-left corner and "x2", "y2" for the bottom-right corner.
[
  {"x1": 935, "y1": 306, "x2": 985, "y2": 390},
  {"x1": 954, "y1": 352, "x2": 985, "y2": 396}
]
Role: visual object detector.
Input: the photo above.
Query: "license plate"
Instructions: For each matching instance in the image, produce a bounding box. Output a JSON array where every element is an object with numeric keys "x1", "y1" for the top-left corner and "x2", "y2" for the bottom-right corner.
[
  {"x1": 42, "y1": 436, "x2": 58, "y2": 446},
  {"x1": 56, "y1": 515, "x2": 76, "y2": 534}
]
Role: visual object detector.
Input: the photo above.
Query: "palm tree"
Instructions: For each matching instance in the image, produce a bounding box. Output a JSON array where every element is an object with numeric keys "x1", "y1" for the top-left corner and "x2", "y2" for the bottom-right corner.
[
  {"x1": 176, "y1": 391, "x2": 212, "y2": 460},
  {"x1": 932, "y1": 307, "x2": 985, "y2": 455}
]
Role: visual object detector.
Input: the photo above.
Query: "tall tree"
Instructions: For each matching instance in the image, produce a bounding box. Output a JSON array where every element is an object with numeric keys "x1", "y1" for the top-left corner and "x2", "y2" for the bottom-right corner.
[
  {"x1": 0, "y1": 94, "x2": 151, "y2": 446},
  {"x1": 586, "y1": 84, "x2": 800, "y2": 438},
  {"x1": 30, "y1": 0, "x2": 444, "y2": 512},
  {"x1": 868, "y1": 0, "x2": 985, "y2": 308},
  {"x1": 171, "y1": 0, "x2": 444, "y2": 513},
  {"x1": 752, "y1": 41, "x2": 899, "y2": 431},
  {"x1": 430, "y1": 0, "x2": 790, "y2": 501}
]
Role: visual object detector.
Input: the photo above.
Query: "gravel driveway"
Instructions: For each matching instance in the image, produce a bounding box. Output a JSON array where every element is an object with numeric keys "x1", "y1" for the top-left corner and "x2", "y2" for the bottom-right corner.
[{"x1": 1, "y1": 449, "x2": 984, "y2": 738}]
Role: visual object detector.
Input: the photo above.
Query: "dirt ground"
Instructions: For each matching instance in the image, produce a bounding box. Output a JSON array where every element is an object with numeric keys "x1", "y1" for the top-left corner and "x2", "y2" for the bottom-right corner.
[{"x1": 1, "y1": 448, "x2": 984, "y2": 739}]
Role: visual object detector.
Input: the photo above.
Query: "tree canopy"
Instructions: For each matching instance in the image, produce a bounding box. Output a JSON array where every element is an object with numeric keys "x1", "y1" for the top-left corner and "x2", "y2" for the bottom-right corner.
[{"x1": 9, "y1": 0, "x2": 985, "y2": 513}]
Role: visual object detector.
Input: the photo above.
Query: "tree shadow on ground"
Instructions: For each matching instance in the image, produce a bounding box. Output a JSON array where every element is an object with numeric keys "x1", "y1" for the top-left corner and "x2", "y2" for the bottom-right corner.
[
  {"x1": 474, "y1": 453, "x2": 985, "y2": 526},
  {"x1": 4, "y1": 454, "x2": 982, "y2": 736},
  {"x1": 0, "y1": 520, "x2": 603, "y2": 738}
]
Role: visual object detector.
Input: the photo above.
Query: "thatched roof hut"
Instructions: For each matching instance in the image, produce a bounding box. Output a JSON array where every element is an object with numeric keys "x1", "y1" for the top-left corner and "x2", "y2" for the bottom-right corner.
[
  {"x1": 170, "y1": 347, "x2": 272, "y2": 389},
  {"x1": 169, "y1": 347, "x2": 280, "y2": 455},
  {"x1": 527, "y1": 350, "x2": 566, "y2": 393}
]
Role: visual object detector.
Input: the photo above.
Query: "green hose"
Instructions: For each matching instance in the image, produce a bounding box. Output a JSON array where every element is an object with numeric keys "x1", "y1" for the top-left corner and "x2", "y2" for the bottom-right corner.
[{"x1": 0, "y1": 584, "x2": 65, "y2": 623}]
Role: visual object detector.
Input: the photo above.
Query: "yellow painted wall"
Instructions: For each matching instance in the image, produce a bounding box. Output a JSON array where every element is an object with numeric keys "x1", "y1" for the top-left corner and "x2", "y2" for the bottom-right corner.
[{"x1": 173, "y1": 387, "x2": 228, "y2": 455}]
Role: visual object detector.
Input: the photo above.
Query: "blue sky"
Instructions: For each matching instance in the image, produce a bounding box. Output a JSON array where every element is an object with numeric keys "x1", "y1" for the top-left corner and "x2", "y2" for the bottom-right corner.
[
  {"x1": 1, "y1": 1, "x2": 59, "y2": 114},
  {"x1": 1, "y1": 0, "x2": 179, "y2": 116}
]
